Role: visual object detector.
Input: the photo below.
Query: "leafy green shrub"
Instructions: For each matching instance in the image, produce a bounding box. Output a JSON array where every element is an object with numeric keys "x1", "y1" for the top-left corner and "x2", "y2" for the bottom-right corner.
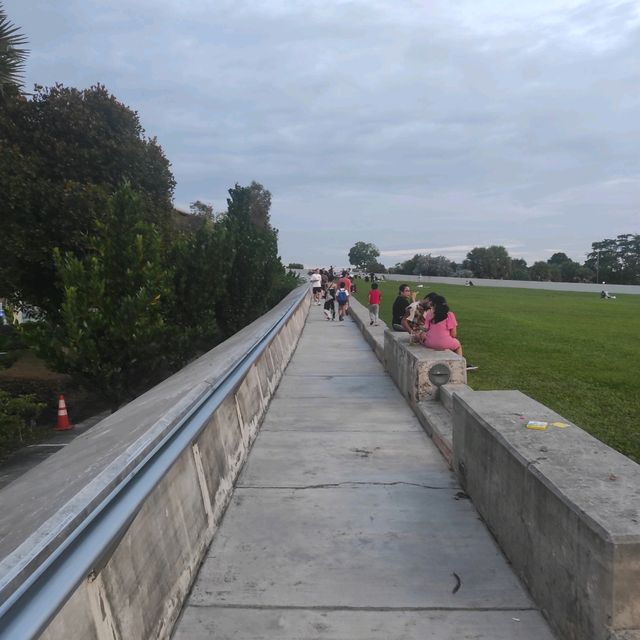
[
  {"x1": 0, "y1": 324, "x2": 24, "y2": 351},
  {"x1": 266, "y1": 270, "x2": 304, "y2": 309},
  {"x1": 0, "y1": 390, "x2": 46, "y2": 453},
  {"x1": 0, "y1": 351, "x2": 19, "y2": 370},
  {"x1": 287, "y1": 263, "x2": 304, "y2": 269},
  {"x1": 32, "y1": 184, "x2": 176, "y2": 410},
  {"x1": 0, "y1": 325, "x2": 24, "y2": 369}
]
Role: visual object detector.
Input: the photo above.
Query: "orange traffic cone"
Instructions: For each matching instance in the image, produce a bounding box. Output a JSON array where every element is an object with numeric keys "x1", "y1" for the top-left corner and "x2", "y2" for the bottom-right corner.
[{"x1": 54, "y1": 394, "x2": 72, "y2": 431}]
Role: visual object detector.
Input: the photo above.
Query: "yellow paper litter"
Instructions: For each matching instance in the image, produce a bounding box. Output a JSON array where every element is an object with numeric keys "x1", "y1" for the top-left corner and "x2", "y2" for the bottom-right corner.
[
  {"x1": 526, "y1": 421, "x2": 548, "y2": 430},
  {"x1": 551, "y1": 422, "x2": 569, "y2": 429}
]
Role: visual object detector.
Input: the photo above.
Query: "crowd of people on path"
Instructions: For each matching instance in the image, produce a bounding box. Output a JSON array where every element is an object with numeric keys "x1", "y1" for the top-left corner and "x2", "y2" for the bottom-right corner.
[
  {"x1": 310, "y1": 272, "x2": 474, "y2": 367},
  {"x1": 309, "y1": 268, "x2": 356, "y2": 322}
]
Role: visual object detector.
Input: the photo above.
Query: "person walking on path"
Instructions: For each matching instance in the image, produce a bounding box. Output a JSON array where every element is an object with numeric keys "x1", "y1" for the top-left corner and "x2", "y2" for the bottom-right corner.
[
  {"x1": 310, "y1": 269, "x2": 322, "y2": 305},
  {"x1": 323, "y1": 279, "x2": 337, "y2": 320},
  {"x1": 340, "y1": 271, "x2": 352, "y2": 294},
  {"x1": 336, "y1": 283, "x2": 350, "y2": 321},
  {"x1": 321, "y1": 270, "x2": 329, "y2": 297},
  {"x1": 368, "y1": 282, "x2": 381, "y2": 326},
  {"x1": 392, "y1": 284, "x2": 415, "y2": 331}
]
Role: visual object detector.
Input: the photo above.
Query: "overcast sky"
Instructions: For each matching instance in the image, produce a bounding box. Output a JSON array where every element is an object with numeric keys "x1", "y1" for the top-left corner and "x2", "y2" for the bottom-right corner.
[{"x1": 6, "y1": 0, "x2": 639, "y2": 267}]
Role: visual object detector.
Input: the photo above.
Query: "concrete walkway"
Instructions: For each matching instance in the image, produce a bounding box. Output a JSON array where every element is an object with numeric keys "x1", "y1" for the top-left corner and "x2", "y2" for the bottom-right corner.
[{"x1": 173, "y1": 306, "x2": 556, "y2": 639}]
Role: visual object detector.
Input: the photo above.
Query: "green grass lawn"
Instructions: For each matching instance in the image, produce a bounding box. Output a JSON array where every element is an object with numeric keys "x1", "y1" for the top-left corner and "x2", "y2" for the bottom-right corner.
[{"x1": 354, "y1": 280, "x2": 640, "y2": 462}]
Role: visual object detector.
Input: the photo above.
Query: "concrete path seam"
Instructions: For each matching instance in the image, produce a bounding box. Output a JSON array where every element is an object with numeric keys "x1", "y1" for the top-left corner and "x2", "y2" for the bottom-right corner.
[
  {"x1": 186, "y1": 604, "x2": 542, "y2": 613},
  {"x1": 237, "y1": 482, "x2": 457, "y2": 490}
]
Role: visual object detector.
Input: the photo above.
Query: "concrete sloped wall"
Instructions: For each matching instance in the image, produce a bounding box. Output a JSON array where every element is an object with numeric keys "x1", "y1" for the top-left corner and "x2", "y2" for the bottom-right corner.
[{"x1": 0, "y1": 287, "x2": 309, "y2": 640}]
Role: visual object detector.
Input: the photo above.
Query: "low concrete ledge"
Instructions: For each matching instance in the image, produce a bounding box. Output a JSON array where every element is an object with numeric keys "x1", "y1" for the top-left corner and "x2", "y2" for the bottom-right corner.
[
  {"x1": 440, "y1": 382, "x2": 474, "y2": 413},
  {"x1": 384, "y1": 329, "x2": 467, "y2": 404},
  {"x1": 346, "y1": 296, "x2": 386, "y2": 363},
  {"x1": 452, "y1": 390, "x2": 640, "y2": 640},
  {"x1": 414, "y1": 400, "x2": 455, "y2": 468}
]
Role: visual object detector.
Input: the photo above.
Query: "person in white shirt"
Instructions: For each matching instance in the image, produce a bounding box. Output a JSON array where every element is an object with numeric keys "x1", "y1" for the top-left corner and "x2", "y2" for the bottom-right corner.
[{"x1": 309, "y1": 269, "x2": 322, "y2": 304}]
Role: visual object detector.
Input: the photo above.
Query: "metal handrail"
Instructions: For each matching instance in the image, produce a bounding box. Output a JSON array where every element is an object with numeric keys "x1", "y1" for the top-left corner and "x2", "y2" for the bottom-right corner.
[{"x1": 0, "y1": 285, "x2": 308, "y2": 639}]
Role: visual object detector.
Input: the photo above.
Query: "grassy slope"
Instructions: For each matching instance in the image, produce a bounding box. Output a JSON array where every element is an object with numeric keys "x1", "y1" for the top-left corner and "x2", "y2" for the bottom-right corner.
[{"x1": 354, "y1": 280, "x2": 640, "y2": 462}]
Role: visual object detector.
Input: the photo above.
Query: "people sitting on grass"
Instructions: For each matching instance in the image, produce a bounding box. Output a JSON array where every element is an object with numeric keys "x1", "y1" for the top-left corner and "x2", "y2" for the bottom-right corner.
[{"x1": 419, "y1": 294, "x2": 462, "y2": 356}]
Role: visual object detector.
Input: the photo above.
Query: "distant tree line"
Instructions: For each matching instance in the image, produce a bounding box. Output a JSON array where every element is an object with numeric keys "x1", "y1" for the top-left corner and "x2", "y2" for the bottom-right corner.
[
  {"x1": 380, "y1": 237, "x2": 640, "y2": 285},
  {"x1": 0, "y1": 35, "x2": 297, "y2": 408}
]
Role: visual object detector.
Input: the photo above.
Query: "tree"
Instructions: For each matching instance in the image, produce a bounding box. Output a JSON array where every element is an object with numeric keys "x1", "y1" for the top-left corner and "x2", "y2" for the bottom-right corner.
[
  {"x1": 545, "y1": 252, "x2": 582, "y2": 282},
  {"x1": 247, "y1": 181, "x2": 272, "y2": 230},
  {"x1": 215, "y1": 182, "x2": 284, "y2": 336},
  {"x1": 189, "y1": 200, "x2": 214, "y2": 218},
  {"x1": 169, "y1": 216, "x2": 233, "y2": 358},
  {"x1": 585, "y1": 238, "x2": 624, "y2": 283},
  {"x1": 32, "y1": 184, "x2": 176, "y2": 409},
  {"x1": 392, "y1": 255, "x2": 418, "y2": 275},
  {"x1": 415, "y1": 255, "x2": 455, "y2": 276},
  {"x1": 464, "y1": 246, "x2": 512, "y2": 279},
  {"x1": 348, "y1": 242, "x2": 380, "y2": 270},
  {"x1": 529, "y1": 261, "x2": 551, "y2": 281},
  {"x1": 548, "y1": 252, "x2": 570, "y2": 265},
  {"x1": 365, "y1": 260, "x2": 387, "y2": 274},
  {"x1": 0, "y1": 83, "x2": 175, "y2": 315},
  {"x1": 0, "y1": 4, "x2": 28, "y2": 97},
  {"x1": 615, "y1": 234, "x2": 640, "y2": 284},
  {"x1": 511, "y1": 258, "x2": 529, "y2": 280}
]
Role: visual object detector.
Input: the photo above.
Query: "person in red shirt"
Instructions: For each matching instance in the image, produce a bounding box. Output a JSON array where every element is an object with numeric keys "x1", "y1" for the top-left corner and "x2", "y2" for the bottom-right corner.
[
  {"x1": 368, "y1": 282, "x2": 382, "y2": 326},
  {"x1": 339, "y1": 271, "x2": 352, "y2": 293}
]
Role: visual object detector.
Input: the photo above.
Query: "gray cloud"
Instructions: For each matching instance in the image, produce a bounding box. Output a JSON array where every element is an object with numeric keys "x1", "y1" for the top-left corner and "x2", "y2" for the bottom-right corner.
[{"x1": 6, "y1": 0, "x2": 639, "y2": 267}]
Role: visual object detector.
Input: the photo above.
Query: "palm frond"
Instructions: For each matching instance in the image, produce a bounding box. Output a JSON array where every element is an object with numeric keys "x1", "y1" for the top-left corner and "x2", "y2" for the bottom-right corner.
[{"x1": 0, "y1": 3, "x2": 29, "y2": 95}]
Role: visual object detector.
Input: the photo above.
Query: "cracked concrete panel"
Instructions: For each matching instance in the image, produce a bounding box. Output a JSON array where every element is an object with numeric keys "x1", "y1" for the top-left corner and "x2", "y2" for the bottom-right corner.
[
  {"x1": 238, "y1": 431, "x2": 457, "y2": 488},
  {"x1": 188, "y1": 486, "x2": 535, "y2": 610},
  {"x1": 274, "y1": 374, "x2": 399, "y2": 400},
  {"x1": 285, "y1": 358, "x2": 384, "y2": 376},
  {"x1": 174, "y1": 608, "x2": 556, "y2": 640},
  {"x1": 40, "y1": 581, "x2": 100, "y2": 640},
  {"x1": 261, "y1": 396, "x2": 423, "y2": 432}
]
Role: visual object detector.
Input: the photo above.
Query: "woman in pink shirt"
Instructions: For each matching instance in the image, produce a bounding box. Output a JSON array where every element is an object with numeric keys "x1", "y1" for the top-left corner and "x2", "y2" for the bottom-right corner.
[{"x1": 420, "y1": 294, "x2": 462, "y2": 355}]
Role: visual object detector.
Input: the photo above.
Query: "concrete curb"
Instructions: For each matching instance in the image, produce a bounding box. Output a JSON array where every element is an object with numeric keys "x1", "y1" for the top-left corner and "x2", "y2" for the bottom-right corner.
[{"x1": 346, "y1": 297, "x2": 385, "y2": 363}]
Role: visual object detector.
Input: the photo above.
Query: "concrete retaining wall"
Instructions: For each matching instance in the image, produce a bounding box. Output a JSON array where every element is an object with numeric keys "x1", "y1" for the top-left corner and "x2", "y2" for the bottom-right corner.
[
  {"x1": 0, "y1": 286, "x2": 310, "y2": 640},
  {"x1": 347, "y1": 296, "x2": 467, "y2": 404},
  {"x1": 452, "y1": 391, "x2": 640, "y2": 640},
  {"x1": 375, "y1": 273, "x2": 640, "y2": 295},
  {"x1": 347, "y1": 297, "x2": 385, "y2": 362},
  {"x1": 384, "y1": 330, "x2": 467, "y2": 404}
]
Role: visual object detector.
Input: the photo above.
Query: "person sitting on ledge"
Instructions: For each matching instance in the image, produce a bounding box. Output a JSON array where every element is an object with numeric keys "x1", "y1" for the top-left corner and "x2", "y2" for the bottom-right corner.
[
  {"x1": 392, "y1": 284, "x2": 415, "y2": 331},
  {"x1": 402, "y1": 292, "x2": 438, "y2": 340},
  {"x1": 419, "y1": 294, "x2": 462, "y2": 356}
]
